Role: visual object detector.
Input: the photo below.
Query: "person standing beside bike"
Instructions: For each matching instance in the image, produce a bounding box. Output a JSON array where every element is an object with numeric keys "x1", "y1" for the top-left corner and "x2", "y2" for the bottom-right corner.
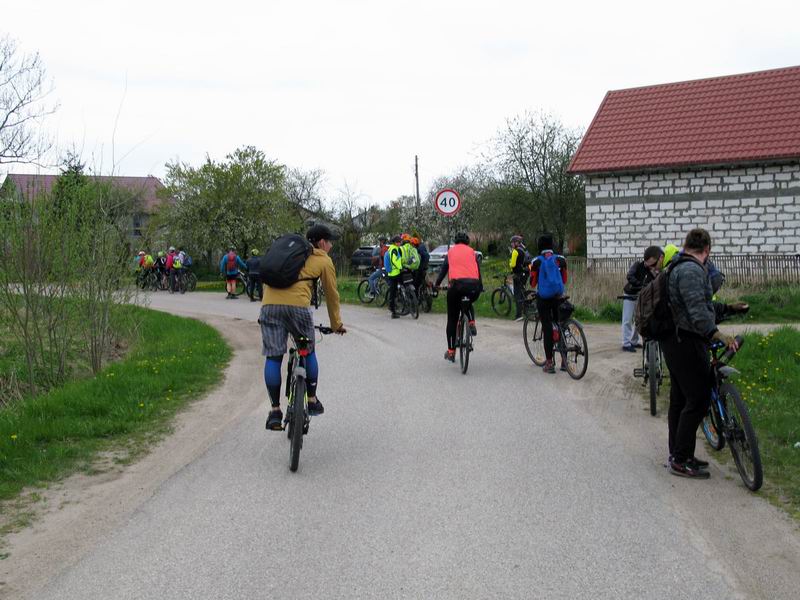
[
  {"x1": 509, "y1": 235, "x2": 528, "y2": 321},
  {"x1": 367, "y1": 236, "x2": 388, "y2": 298},
  {"x1": 412, "y1": 237, "x2": 430, "y2": 295},
  {"x1": 434, "y1": 232, "x2": 482, "y2": 362},
  {"x1": 621, "y1": 246, "x2": 663, "y2": 352},
  {"x1": 530, "y1": 233, "x2": 568, "y2": 374},
  {"x1": 262, "y1": 224, "x2": 346, "y2": 430},
  {"x1": 245, "y1": 249, "x2": 262, "y2": 301},
  {"x1": 219, "y1": 246, "x2": 247, "y2": 299},
  {"x1": 384, "y1": 235, "x2": 403, "y2": 319},
  {"x1": 662, "y1": 228, "x2": 746, "y2": 479}
]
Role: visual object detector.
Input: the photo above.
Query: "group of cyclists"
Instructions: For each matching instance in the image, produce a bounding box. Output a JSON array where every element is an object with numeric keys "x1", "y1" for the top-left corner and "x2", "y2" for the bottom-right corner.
[{"x1": 134, "y1": 246, "x2": 193, "y2": 293}]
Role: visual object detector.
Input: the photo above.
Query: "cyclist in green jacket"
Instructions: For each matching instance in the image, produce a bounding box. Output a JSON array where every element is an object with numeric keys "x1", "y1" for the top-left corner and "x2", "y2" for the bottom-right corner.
[{"x1": 384, "y1": 235, "x2": 404, "y2": 318}]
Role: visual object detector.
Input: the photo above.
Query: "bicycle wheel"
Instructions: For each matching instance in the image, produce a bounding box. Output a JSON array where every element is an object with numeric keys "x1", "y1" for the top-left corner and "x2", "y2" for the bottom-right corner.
[
  {"x1": 406, "y1": 285, "x2": 419, "y2": 319},
  {"x1": 396, "y1": 286, "x2": 409, "y2": 316},
  {"x1": 562, "y1": 319, "x2": 588, "y2": 380},
  {"x1": 723, "y1": 383, "x2": 763, "y2": 491},
  {"x1": 186, "y1": 272, "x2": 197, "y2": 292},
  {"x1": 491, "y1": 287, "x2": 512, "y2": 317},
  {"x1": 376, "y1": 278, "x2": 389, "y2": 307},
  {"x1": 288, "y1": 376, "x2": 306, "y2": 472},
  {"x1": 523, "y1": 315, "x2": 546, "y2": 366},
  {"x1": 420, "y1": 287, "x2": 433, "y2": 313},
  {"x1": 233, "y1": 275, "x2": 246, "y2": 296},
  {"x1": 647, "y1": 342, "x2": 658, "y2": 416},
  {"x1": 459, "y1": 314, "x2": 471, "y2": 374},
  {"x1": 357, "y1": 279, "x2": 375, "y2": 304},
  {"x1": 179, "y1": 274, "x2": 187, "y2": 294},
  {"x1": 702, "y1": 404, "x2": 725, "y2": 451}
]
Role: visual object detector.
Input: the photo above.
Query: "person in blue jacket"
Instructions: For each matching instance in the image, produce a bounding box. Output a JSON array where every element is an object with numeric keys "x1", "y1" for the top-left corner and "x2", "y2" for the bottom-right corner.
[{"x1": 219, "y1": 246, "x2": 247, "y2": 299}]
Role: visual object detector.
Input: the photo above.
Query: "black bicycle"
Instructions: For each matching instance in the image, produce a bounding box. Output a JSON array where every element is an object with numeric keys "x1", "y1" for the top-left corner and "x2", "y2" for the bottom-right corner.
[
  {"x1": 417, "y1": 275, "x2": 436, "y2": 313},
  {"x1": 619, "y1": 295, "x2": 664, "y2": 416},
  {"x1": 455, "y1": 296, "x2": 474, "y2": 374},
  {"x1": 701, "y1": 335, "x2": 763, "y2": 491},
  {"x1": 356, "y1": 267, "x2": 388, "y2": 306},
  {"x1": 522, "y1": 294, "x2": 589, "y2": 379},
  {"x1": 490, "y1": 274, "x2": 515, "y2": 317},
  {"x1": 395, "y1": 271, "x2": 419, "y2": 319},
  {"x1": 284, "y1": 325, "x2": 333, "y2": 472}
]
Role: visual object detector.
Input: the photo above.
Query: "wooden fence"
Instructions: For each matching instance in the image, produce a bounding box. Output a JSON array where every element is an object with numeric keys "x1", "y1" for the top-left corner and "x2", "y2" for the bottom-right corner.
[{"x1": 570, "y1": 254, "x2": 800, "y2": 285}]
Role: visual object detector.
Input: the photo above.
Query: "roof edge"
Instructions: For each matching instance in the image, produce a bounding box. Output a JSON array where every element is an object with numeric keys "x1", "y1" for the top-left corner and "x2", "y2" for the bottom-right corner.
[
  {"x1": 566, "y1": 90, "x2": 611, "y2": 174},
  {"x1": 570, "y1": 155, "x2": 800, "y2": 177}
]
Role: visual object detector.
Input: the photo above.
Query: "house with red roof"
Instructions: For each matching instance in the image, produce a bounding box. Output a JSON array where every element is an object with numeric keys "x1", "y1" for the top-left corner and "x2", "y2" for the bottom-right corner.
[
  {"x1": 568, "y1": 65, "x2": 800, "y2": 259},
  {"x1": 0, "y1": 173, "x2": 171, "y2": 238}
]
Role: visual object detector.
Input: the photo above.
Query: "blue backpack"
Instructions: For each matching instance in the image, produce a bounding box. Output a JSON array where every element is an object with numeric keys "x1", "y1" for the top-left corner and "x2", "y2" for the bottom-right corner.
[{"x1": 537, "y1": 252, "x2": 564, "y2": 299}]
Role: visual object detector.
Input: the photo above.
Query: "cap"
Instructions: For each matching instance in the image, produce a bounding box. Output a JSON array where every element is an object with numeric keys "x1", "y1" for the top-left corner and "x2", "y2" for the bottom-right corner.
[{"x1": 306, "y1": 224, "x2": 341, "y2": 243}]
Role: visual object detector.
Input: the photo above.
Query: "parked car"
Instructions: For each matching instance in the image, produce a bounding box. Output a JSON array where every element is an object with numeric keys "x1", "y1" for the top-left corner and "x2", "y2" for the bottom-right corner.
[
  {"x1": 351, "y1": 245, "x2": 377, "y2": 269},
  {"x1": 428, "y1": 244, "x2": 483, "y2": 270}
]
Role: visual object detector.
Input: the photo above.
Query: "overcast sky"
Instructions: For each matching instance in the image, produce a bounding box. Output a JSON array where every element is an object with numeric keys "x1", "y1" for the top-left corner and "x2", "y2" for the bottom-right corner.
[{"x1": 4, "y1": 0, "x2": 800, "y2": 207}]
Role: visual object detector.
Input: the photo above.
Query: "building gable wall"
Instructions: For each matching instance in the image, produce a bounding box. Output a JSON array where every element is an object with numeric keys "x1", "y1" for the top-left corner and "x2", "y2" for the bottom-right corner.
[{"x1": 584, "y1": 163, "x2": 800, "y2": 257}]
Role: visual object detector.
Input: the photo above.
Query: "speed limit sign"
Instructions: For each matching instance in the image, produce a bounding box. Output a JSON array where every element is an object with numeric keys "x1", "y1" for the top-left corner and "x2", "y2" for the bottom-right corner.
[{"x1": 434, "y1": 188, "x2": 461, "y2": 216}]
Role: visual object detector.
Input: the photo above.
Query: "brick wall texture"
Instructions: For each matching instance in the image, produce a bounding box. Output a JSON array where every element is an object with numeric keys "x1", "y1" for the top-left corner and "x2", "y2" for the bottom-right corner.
[{"x1": 584, "y1": 163, "x2": 800, "y2": 258}]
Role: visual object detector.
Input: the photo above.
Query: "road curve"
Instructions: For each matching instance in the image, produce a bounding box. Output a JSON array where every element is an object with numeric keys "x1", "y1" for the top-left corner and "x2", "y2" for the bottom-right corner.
[{"x1": 16, "y1": 293, "x2": 800, "y2": 599}]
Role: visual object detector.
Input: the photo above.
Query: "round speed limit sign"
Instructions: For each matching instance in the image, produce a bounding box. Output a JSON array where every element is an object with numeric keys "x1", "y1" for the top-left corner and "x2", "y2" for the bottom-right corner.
[{"x1": 434, "y1": 188, "x2": 461, "y2": 216}]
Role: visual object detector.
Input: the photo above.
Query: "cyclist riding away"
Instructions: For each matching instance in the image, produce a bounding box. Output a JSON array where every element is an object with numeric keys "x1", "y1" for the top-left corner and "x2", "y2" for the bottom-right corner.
[
  {"x1": 434, "y1": 232, "x2": 483, "y2": 362},
  {"x1": 246, "y1": 249, "x2": 262, "y2": 302},
  {"x1": 530, "y1": 233, "x2": 568, "y2": 374},
  {"x1": 384, "y1": 235, "x2": 403, "y2": 319},
  {"x1": 220, "y1": 246, "x2": 247, "y2": 299},
  {"x1": 262, "y1": 224, "x2": 346, "y2": 430}
]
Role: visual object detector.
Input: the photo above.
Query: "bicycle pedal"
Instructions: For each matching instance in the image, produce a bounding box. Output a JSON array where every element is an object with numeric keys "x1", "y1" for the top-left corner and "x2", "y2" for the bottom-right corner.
[{"x1": 633, "y1": 368, "x2": 645, "y2": 377}]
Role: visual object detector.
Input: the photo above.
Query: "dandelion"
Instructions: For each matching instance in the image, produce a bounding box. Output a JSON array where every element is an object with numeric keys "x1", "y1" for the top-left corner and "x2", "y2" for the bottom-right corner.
[{"x1": 139, "y1": 403, "x2": 144, "y2": 408}]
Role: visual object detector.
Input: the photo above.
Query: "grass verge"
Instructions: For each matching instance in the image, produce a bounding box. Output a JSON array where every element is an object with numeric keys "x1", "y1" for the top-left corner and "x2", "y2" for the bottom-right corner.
[
  {"x1": 726, "y1": 327, "x2": 800, "y2": 517},
  {"x1": 0, "y1": 305, "x2": 231, "y2": 503}
]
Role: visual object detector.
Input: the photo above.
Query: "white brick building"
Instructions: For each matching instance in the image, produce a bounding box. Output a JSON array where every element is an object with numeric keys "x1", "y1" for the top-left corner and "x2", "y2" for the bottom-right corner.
[{"x1": 568, "y1": 66, "x2": 800, "y2": 259}]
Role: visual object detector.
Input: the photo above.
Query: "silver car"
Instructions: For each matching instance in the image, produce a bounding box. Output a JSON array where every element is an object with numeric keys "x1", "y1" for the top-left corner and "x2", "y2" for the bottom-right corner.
[{"x1": 428, "y1": 244, "x2": 483, "y2": 270}]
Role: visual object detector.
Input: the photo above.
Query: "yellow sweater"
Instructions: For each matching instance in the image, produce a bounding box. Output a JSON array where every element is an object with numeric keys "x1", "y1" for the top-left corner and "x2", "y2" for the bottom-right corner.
[{"x1": 262, "y1": 248, "x2": 343, "y2": 330}]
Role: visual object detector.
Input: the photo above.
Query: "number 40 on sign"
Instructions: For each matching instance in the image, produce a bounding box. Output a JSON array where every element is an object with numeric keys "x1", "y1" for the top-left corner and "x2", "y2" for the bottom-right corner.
[{"x1": 434, "y1": 188, "x2": 461, "y2": 217}]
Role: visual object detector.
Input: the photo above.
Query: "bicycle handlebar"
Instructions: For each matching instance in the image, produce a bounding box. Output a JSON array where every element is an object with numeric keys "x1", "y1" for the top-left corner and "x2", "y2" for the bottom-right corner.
[
  {"x1": 720, "y1": 335, "x2": 745, "y2": 362},
  {"x1": 315, "y1": 325, "x2": 334, "y2": 335}
]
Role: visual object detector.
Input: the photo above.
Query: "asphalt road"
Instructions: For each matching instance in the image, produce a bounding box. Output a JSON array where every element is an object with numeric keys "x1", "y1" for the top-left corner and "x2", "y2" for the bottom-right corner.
[{"x1": 28, "y1": 292, "x2": 800, "y2": 599}]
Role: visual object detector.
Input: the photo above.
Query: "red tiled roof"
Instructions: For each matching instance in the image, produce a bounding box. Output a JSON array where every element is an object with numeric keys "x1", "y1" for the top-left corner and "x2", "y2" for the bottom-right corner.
[
  {"x1": 4, "y1": 174, "x2": 169, "y2": 213},
  {"x1": 567, "y1": 65, "x2": 800, "y2": 174}
]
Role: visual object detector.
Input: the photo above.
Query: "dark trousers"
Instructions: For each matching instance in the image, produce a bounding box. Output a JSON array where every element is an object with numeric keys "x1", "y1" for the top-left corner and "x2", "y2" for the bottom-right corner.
[
  {"x1": 536, "y1": 296, "x2": 560, "y2": 361},
  {"x1": 387, "y1": 274, "x2": 400, "y2": 313},
  {"x1": 413, "y1": 267, "x2": 428, "y2": 293},
  {"x1": 661, "y1": 333, "x2": 712, "y2": 463},
  {"x1": 513, "y1": 273, "x2": 527, "y2": 318},
  {"x1": 446, "y1": 279, "x2": 481, "y2": 349},
  {"x1": 247, "y1": 273, "x2": 261, "y2": 299}
]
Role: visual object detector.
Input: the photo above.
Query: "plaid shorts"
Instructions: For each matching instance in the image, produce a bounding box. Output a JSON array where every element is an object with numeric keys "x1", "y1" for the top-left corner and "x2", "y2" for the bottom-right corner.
[{"x1": 259, "y1": 304, "x2": 315, "y2": 357}]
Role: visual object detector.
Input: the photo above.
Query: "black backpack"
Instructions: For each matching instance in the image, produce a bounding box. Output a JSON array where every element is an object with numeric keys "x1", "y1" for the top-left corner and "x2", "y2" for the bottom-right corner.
[
  {"x1": 261, "y1": 234, "x2": 312, "y2": 288},
  {"x1": 635, "y1": 255, "x2": 697, "y2": 340}
]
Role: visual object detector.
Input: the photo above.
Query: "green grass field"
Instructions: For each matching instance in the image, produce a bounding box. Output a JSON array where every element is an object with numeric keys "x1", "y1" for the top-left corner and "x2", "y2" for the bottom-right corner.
[{"x1": 0, "y1": 306, "x2": 231, "y2": 503}]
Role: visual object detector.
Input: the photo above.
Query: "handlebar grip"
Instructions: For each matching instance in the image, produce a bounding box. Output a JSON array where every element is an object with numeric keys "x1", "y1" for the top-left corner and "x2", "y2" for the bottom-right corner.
[
  {"x1": 721, "y1": 335, "x2": 745, "y2": 361},
  {"x1": 316, "y1": 326, "x2": 334, "y2": 335}
]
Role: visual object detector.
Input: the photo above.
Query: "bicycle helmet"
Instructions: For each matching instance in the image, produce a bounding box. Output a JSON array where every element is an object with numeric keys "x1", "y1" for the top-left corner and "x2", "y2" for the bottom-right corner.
[
  {"x1": 169, "y1": 246, "x2": 176, "y2": 252},
  {"x1": 510, "y1": 235, "x2": 523, "y2": 244},
  {"x1": 454, "y1": 232, "x2": 469, "y2": 244},
  {"x1": 411, "y1": 237, "x2": 420, "y2": 246},
  {"x1": 138, "y1": 251, "x2": 145, "y2": 256},
  {"x1": 401, "y1": 233, "x2": 411, "y2": 242},
  {"x1": 251, "y1": 248, "x2": 260, "y2": 256},
  {"x1": 158, "y1": 251, "x2": 165, "y2": 257}
]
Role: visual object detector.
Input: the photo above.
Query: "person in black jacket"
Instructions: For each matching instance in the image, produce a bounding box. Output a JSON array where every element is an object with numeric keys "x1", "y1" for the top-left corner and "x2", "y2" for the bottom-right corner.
[
  {"x1": 621, "y1": 246, "x2": 663, "y2": 351},
  {"x1": 245, "y1": 249, "x2": 262, "y2": 301}
]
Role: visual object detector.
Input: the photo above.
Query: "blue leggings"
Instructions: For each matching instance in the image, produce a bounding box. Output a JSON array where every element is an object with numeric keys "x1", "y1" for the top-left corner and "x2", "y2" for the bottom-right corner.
[{"x1": 264, "y1": 353, "x2": 319, "y2": 408}]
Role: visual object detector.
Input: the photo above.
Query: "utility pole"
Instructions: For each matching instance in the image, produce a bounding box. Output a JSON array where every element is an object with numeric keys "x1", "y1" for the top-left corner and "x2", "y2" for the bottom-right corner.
[{"x1": 414, "y1": 155, "x2": 420, "y2": 217}]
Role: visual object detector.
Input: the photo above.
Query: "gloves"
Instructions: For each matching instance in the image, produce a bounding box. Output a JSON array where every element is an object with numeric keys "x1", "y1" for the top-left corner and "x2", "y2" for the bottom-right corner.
[
  {"x1": 711, "y1": 330, "x2": 737, "y2": 349},
  {"x1": 729, "y1": 302, "x2": 749, "y2": 314}
]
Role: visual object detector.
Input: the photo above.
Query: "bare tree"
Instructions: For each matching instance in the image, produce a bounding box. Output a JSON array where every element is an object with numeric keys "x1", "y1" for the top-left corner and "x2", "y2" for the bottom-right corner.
[
  {"x1": 285, "y1": 166, "x2": 327, "y2": 215},
  {"x1": 0, "y1": 36, "x2": 56, "y2": 166}
]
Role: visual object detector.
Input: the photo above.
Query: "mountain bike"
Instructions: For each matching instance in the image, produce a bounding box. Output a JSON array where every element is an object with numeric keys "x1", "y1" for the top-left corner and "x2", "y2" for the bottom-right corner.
[
  {"x1": 455, "y1": 296, "x2": 474, "y2": 374},
  {"x1": 619, "y1": 294, "x2": 664, "y2": 416},
  {"x1": 417, "y1": 275, "x2": 436, "y2": 313},
  {"x1": 284, "y1": 325, "x2": 333, "y2": 472},
  {"x1": 490, "y1": 274, "x2": 515, "y2": 317},
  {"x1": 395, "y1": 271, "x2": 419, "y2": 319},
  {"x1": 522, "y1": 294, "x2": 589, "y2": 379},
  {"x1": 357, "y1": 267, "x2": 388, "y2": 306},
  {"x1": 185, "y1": 270, "x2": 198, "y2": 292},
  {"x1": 701, "y1": 335, "x2": 763, "y2": 491}
]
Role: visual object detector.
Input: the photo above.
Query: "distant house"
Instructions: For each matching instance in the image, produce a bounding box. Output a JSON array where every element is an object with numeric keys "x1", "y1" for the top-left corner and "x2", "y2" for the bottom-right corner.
[
  {"x1": 568, "y1": 65, "x2": 800, "y2": 259},
  {"x1": 1, "y1": 173, "x2": 171, "y2": 238}
]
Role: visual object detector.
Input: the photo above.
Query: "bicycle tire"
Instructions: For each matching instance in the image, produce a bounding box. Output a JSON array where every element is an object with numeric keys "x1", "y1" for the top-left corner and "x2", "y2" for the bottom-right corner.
[
  {"x1": 406, "y1": 285, "x2": 419, "y2": 319},
  {"x1": 523, "y1": 315, "x2": 546, "y2": 366},
  {"x1": 702, "y1": 405, "x2": 725, "y2": 451},
  {"x1": 459, "y1": 314, "x2": 471, "y2": 374},
  {"x1": 233, "y1": 275, "x2": 246, "y2": 296},
  {"x1": 187, "y1": 272, "x2": 197, "y2": 292},
  {"x1": 491, "y1": 287, "x2": 512, "y2": 317},
  {"x1": 396, "y1": 286, "x2": 410, "y2": 316},
  {"x1": 357, "y1": 279, "x2": 375, "y2": 304},
  {"x1": 647, "y1": 342, "x2": 658, "y2": 416},
  {"x1": 562, "y1": 319, "x2": 588, "y2": 380},
  {"x1": 289, "y1": 376, "x2": 306, "y2": 472},
  {"x1": 723, "y1": 383, "x2": 763, "y2": 491},
  {"x1": 376, "y1": 278, "x2": 389, "y2": 307}
]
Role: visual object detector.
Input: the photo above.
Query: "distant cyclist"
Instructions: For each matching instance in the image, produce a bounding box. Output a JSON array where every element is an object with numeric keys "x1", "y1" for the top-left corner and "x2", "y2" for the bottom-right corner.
[
  {"x1": 509, "y1": 235, "x2": 528, "y2": 321},
  {"x1": 434, "y1": 232, "x2": 483, "y2": 362},
  {"x1": 219, "y1": 246, "x2": 247, "y2": 299},
  {"x1": 367, "y1": 236, "x2": 388, "y2": 298},
  {"x1": 530, "y1": 233, "x2": 568, "y2": 374},
  {"x1": 262, "y1": 225, "x2": 346, "y2": 430},
  {"x1": 384, "y1": 235, "x2": 403, "y2": 319}
]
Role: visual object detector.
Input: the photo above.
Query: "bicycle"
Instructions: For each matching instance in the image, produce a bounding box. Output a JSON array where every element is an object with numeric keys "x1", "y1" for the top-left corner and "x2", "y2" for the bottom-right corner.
[
  {"x1": 171, "y1": 269, "x2": 187, "y2": 294},
  {"x1": 455, "y1": 295, "x2": 474, "y2": 374},
  {"x1": 619, "y1": 294, "x2": 664, "y2": 416},
  {"x1": 417, "y1": 274, "x2": 436, "y2": 313},
  {"x1": 356, "y1": 267, "x2": 388, "y2": 306},
  {"x1": 522, "y1": 294, "x2": 589, "y2": 379},
  {"x1": 185, "y1": 270, "x2": 198, "y2": 292},
  {"x1": 312, "y1": 278, "x2": 324, "y2": 309},
  {"x1": 284, "y1": 325, "x2": 334, "y2": 472},
  {"x1": 700, "y1": 335, "x2": 763, "y2": 491},
  {"x1": 395, "y1": 271, "x2": 419, "y2": 319},
  {"x1": 221, "y1": 272, "x2": 246, "y2": 297},
  {"x1": 490, "y1": 274, "x2": 516, "y2": 317}
]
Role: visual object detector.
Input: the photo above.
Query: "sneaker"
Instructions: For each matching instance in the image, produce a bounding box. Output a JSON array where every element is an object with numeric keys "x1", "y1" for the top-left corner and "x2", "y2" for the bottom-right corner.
[
  {"x1": 622, "y1": 345, "x2": 636, "y2": 352},
  {"x1": 633, "y1": 342, "x2": 643, "y2": 348},
  {"x1": 308, "y1": 398, "x2": 324, "y2": 416},
  {"x1": 514, "y1": 316, "x2": 524, "y2": 322},
  {"x1": 689, "y1": 457, "x2": 709, "y2": 469},
  {"x1": 560, "y1": 361, "x2": 568, "y2": 372},
  {"x1": 543, "y1": 360, "x2": 556, "y2": 374},
  {"x1": 669, "y1": 458, "x2": 710, "y2": 479},
  {"x1": 265, "y1": 408, "x2": 283, "y2": 430},
  {"x1": 468, "y1": 320, "x2": 477, "y2": 336},
  {"x1": 391, "y1": 313, "x2": 400, "y2": 319},
  {"x1": 444, "y1": 349, "x2": 456, "y2": 362},
  {"x1": 230, "y1": 295, "x2": 238, "y2": 300}
]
